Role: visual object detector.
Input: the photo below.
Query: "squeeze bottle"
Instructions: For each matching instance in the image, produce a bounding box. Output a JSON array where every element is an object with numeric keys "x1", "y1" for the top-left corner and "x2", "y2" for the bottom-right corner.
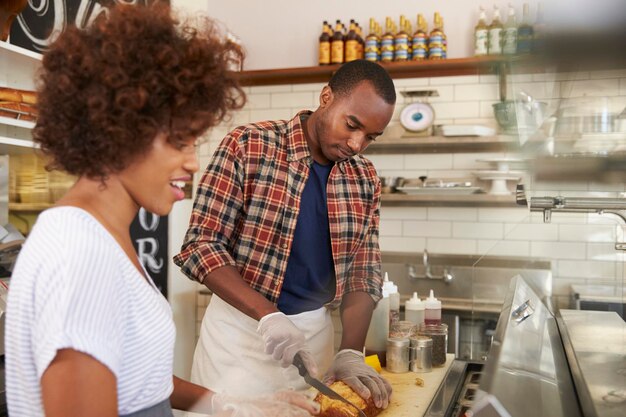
[
  {"x1": 405, "y1": 291, "x2": 425, "y2": 327},
  {"x1": 382, "y1": 272, "x2": 400, "y2": 326},
  {"x1": 424, "y1": 289, "x2": 442, "y2": 325}
]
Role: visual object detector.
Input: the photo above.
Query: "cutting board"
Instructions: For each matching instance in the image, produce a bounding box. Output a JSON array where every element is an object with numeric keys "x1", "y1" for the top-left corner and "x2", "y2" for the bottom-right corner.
[{"x1": 378, "y1": 354, "x2": 455, "y2": 417}]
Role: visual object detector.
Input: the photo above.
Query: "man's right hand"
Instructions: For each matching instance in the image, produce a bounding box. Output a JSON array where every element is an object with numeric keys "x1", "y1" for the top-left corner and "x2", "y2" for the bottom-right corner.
[{"x1": 257, "y1": 312, "x2": 318, "y2": 376}]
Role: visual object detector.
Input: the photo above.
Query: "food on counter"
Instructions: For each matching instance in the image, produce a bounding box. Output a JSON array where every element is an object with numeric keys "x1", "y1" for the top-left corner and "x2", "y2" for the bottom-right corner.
[
  {"x1": 315, "y1": 381, "x2": 382, "y2": 417},
  {"x1": 415, "y1": 377, "x2": 424, "y2": 386},
  {"x1": 0, "y1": 101, "x2": 37, "y2": 121}
]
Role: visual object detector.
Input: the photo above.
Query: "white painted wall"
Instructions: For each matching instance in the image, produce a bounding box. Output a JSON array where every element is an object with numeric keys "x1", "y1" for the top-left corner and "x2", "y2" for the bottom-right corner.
[{"x1": 171, "y1": 0, "x2": 626, "y2": 70}]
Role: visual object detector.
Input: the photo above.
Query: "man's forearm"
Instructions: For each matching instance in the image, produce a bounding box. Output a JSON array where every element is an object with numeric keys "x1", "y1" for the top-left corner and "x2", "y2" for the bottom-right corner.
[
  {"x1": 339, "y1": 291, "x2": 375, "y2": 351},
  {"x1": 203, "y1": 265, "x2": 278, "y2": 320}
]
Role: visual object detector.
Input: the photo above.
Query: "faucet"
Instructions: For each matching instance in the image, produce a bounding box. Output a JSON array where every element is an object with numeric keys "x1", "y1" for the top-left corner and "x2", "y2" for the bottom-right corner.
[{"x1": 407, "y1": 249, "x2": 454, "y2": 284}]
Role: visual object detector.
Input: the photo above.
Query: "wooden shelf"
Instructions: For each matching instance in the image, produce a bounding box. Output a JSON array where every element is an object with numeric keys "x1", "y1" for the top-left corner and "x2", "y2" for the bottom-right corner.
[
  {"x1": 365, "y1": 135, "x2": 518, "y2": 154},
  {"x1": 235, "y1": 56, "x2": 515, "y2": 87},
  {"x1": 381, "y1": 193, "x2": 520, "y2": 207},
  {"x1": 9, "y1": 202, "x2": 52, "y2": 212}
]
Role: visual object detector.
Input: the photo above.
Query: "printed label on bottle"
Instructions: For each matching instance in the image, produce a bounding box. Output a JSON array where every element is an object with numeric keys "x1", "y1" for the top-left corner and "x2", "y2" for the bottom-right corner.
[
  {"x1": 488, "y1": 28, "x2": 503, "y2": 54},
  {"x1": 345, "y1": 40, "x2": 359, "y2": 62},
  {"x1": 503, "y1": 28, "x2": 517, "y2": 54},
  {"x1": 365, "y1": 39, "x2": 378, "y2": 52},
  {"x1": 517, "y1": 28, "x2": 533, "y2": 54},
  {"x1": 365, "y1": 51, "x2": 378, "y2": 61},
  {"x1": 412, "y1": 47, "x2": 427, "y2": 60},
  {"x1": 381, "y1": 50, "x2": 394, "y2": 61},
  {"x1": 412, "y1": 35, "x2": 428, "y2": 49},
  {"x1": 331, "y1": 41, "x2": 344, "y2": 64},
  {"x1": 394, "y1": 49, "x2": 409, "y2": 60},
  {"x1": 428, "y1": 47, "x2": 443, "y2": 58},
  {"x1": 475, "y1": 29, "x2": 488, "y2": 55},
  {"x1": 318, "y1": 42, "x2": 330, "y2": 65},
  {"x1": 381, "y1": 37, "x2": 394, "y2": 51}
]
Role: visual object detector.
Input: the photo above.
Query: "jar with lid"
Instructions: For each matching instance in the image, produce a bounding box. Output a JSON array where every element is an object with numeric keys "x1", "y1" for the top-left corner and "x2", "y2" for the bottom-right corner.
[
  {"x1": 386, "y1": 337, "x2": 410, "y2": 373},
  {"x1": 417, "y1": 323, "x2": 447, "y2": 367},
  {"x1": 409, "y1": 335, "x2": 432, "y2": 373}
]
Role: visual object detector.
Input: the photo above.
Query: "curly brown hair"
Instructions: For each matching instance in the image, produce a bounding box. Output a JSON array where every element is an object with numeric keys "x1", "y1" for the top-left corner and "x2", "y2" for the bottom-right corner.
[{"x1": 33, "y1": 2, "x2": 246, "y2": 179}]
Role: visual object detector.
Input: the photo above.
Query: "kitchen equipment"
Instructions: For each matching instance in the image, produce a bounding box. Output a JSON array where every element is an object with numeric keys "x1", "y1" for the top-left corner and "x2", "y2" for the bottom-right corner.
[
  {"x1": 476, "y1": 157, "x2": 526, "y2": 172},
  {"x1": 386, "y1": 337, "x2": 410, "y2": 373},
  {"x1": 400, "y1": 102, "x2": 435, "y2": 133},
  {"x1": 473, "y1": 170, "x2": 523, "y2": 195},
  {"x1": 554, "y1": 97, "x2": 620, "y2": 136},
  {"x1": 410, "y1": 336, "x2": 433, "y2": 373},
  {"x1": 396, "y1": 177, "x2": 481, "y2": 195},
  {"x1": 293, "y1": 353, "x2": 367, "y2": 417},
  {"x1": 440, "y1": 125, "x2": 496, "y2": 137},
  {"x1": 493, "y1": 100, "x2": 548, "y2": 134},
  {"x1": 379, "y1": 176, "x2": 404, "y2": 194},
  {"x1": 417, "y1": 323, "x2": 448, "y2": 367},
  {"x1": 570, "y1": 284, "x2": 625, "y2": 319},
  {"x1": 425, "y1": 275, "x2": 625, "y2": 417}
]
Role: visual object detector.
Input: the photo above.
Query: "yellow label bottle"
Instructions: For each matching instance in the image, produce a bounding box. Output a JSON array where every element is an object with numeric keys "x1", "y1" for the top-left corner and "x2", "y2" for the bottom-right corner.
[
  {"x1": 345, "y1": 20, "x2": 359, "y2": 62},
  {"x1": 318, "y1": 21, "x2": 331, "y2": 65},
  {"x1": 331, "y1": 20, "x2": 345, "y2": 64}
]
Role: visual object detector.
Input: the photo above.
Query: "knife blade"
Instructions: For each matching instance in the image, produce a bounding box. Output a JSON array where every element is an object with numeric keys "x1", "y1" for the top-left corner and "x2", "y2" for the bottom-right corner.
[{"x1": 293, "y1": 352, "x2": 367, "y2": 417}]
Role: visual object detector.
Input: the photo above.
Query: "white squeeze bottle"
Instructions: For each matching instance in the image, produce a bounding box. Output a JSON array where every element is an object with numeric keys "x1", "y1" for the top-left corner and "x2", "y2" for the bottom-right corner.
[
  {"x1": 405, "y1": 292, "x2": 425, "y2": 327},
  {"x1": 365, "y1": 285, "x2": 390, "y2": 358},
  {"x1": 424, "y1": 289, "x2": 442, "y2": 325},
  {"x1": 382, "y1": 272, "x2": 400, "y2": 326}
]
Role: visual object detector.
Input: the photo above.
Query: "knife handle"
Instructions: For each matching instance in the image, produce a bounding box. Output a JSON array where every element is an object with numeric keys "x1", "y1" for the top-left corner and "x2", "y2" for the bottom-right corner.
[{"x1": 292, "y1": 352, "x2": 307, "y2": 377}]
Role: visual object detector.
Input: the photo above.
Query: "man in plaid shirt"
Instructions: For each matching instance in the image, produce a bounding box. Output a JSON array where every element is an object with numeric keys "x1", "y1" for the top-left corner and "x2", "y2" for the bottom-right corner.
[{"x1": 175, "y1": 60, "x2": 396, "y2": 409}]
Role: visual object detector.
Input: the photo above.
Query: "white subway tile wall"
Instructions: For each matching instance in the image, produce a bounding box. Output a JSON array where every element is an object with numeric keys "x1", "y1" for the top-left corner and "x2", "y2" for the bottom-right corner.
[{"x1": 193, "y1": 71, "x2": 626, "y2": 331}]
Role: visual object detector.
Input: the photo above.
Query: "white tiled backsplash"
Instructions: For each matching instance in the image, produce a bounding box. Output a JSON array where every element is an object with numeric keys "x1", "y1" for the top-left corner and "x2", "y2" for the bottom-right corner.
[{"x1": 194, "y1": 70, "x2": 626, "y2": 331}]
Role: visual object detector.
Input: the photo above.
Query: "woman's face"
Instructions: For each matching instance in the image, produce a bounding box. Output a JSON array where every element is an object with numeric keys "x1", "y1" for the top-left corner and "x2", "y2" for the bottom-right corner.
[{"x1": 118, "y1": 132, "x2": 199, "y2": 216}]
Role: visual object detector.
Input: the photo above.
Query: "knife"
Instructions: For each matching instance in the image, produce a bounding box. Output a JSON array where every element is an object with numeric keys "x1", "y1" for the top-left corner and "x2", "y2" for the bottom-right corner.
[{"x1": 293, "y1": 352, "x2": 367, "y2": 417}]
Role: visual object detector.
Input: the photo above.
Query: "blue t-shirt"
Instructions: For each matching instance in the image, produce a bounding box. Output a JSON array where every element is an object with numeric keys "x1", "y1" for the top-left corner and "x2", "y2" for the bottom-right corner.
[{"x1": 277, "y1": 161, "x2": 336, "y2": 314}]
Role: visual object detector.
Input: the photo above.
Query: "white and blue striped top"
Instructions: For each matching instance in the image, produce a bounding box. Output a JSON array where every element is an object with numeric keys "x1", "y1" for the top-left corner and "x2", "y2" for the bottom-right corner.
[{"x1": 5, "y1": 206, "x2": 175, "y2": 416}]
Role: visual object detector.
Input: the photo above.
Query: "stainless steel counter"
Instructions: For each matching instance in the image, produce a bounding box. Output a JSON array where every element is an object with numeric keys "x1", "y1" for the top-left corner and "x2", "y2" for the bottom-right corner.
[{"x1": 559, "y1": 310, "x2": 626, "y2": 417}]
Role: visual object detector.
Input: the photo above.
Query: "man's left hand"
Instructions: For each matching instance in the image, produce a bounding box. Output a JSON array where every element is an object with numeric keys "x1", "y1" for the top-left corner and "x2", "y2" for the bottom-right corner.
[{"x1": 323, "y1": 349, "x2": 392, "y2": 409}]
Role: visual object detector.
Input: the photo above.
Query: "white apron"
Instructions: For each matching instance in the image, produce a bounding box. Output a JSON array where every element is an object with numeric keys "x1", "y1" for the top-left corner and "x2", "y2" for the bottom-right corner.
[{"x1": 190, "y1": 294, "x2": 334, "y2": 396}]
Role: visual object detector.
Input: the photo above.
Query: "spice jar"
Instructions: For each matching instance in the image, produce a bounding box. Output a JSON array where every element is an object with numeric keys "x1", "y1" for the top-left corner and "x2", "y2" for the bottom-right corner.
[
  {"x1": 417, "y1": 323, "x2": 448, "y2": 367},
  {"x1": 386, "y1": 337, "x2": 410, "y2": 373},
  {"x1": 390, "y1": 320, "x2": 417, "y2": 339},
  {"x1": 410, "y1": 335, "x2": 433, "y2": 373}
]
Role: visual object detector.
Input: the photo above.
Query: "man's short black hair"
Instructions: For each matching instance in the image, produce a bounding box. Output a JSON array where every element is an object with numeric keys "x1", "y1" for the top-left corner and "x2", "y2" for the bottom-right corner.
[{"x1": 328, "y1": 60, "x2": 396, "y2": 105}]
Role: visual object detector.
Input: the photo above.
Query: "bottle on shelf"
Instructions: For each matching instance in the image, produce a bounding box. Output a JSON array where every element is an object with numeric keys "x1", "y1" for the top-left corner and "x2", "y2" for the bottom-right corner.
[
  {"x1": 331, "y1": 20, "x2": 345, "y2": 64},
  {"x1": 405, "y1": 291, "x2": 425, "y2": 327},
  {"x1": 394, "y1": 15, "x2": 410, "y2": 62},
  {"x1": 440, "y1": 16, "x2": 448, "y2": 59},
  {"x1": 318, "y1": 20, "x2": 331, "y2": 65},
  {"x1": 474, "y1": 6, "x2": 489, "y2": 56},
  {"x1": 345, "y1": 19, "x2": 359, "y2": 63},
  {"x1": 380, "y1": 17, "x2": 395, "y2": 62},
  {"x1": 517, "y1": 3, "x2": 534, "y2": 54},
  {"x1": 488, "y1": 5, "x2": 504, "y2": 55},
  {"x1": 428, "y1": 12, "x2": 445, "y2": 60},
  {"x1": 382, "y1": 272, "x2": 400, "y2": 327},
  {"x1": 503, "y1": 3, "x2": 518, "y2": 55},
  {"x1": 355, "y1": 23, "x2": 365, "y2": 59},
  {"x1": 533, "y1": 2, "x2": 546, "y2": 52},
  {"x1": 365, "y1": 18, "x2": 380, "y2": 62},
  {"x1": 424, "y1": 289, "x2": 442, "y2": 325},
  {"x1": 411, "y1": 14, "x2": 429, "y2": 61}
]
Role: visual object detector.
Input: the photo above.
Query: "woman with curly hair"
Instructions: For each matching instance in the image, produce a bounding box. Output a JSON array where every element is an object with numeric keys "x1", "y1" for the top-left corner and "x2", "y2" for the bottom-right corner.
[{"x1": 5, "y1": 4, "x2": 318, "y2": 417}]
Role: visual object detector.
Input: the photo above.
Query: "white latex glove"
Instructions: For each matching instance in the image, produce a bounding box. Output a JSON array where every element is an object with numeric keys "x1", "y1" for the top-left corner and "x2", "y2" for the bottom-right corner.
[
  {"x1": 324, "y1": 349, "x2": 392, "y2": 409},
  {"x1": 211, "y1": 390, "x2": 320, "y2": 417},
  {"x1": 257, "y1": 312, "x2": 318, "y2": 376}
]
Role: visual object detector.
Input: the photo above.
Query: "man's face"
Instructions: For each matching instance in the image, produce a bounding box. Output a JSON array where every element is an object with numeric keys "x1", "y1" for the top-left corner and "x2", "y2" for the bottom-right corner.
[{"x1": 313, "y1": 81, "x2": 395, "y2": 163}]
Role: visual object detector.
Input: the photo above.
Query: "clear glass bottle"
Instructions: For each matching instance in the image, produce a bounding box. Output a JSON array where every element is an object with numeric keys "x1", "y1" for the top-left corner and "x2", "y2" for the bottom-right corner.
[
  {"x1": 489, "y1": 5, "x2": 504, "y2": 55},
  {"x1": 365, "y1": 18, "x2": 380, "y2": 62},
  {"x1": 503, "y1": 3, "x2": 518, "y2": 55},
  {"x1": 474, "y1": 6, "x2": 489, "y2": 56},
  {"x1": 517, "y1": 3, "x2": 534, "y2": 54}
]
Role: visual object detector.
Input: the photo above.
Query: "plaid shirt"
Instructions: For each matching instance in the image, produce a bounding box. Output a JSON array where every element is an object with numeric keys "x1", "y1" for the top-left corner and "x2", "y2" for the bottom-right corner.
[{"x1": 174, "y1": 111, "x2": 382, "y2": 309}]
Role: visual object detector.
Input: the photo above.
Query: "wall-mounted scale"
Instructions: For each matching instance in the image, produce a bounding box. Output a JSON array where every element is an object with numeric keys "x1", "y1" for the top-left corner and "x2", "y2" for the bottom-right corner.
[{"x1": 399, "y1": 90, "x2": 438, "y2": 136}]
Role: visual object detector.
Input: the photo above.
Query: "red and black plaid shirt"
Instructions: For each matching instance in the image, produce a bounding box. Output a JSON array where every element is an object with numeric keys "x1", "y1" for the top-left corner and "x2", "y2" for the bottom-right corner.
[{"x1": 174, "y1": 111, "x2": 382, "y2": 309}]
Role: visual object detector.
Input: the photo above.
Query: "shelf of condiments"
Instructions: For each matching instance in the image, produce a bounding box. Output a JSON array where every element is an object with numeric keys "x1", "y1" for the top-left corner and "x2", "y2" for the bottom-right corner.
[
  {"x1": 318, "y1": 13, "x2": 447, "y2": 66},
  {"x1": 473, "y1": 2, "x2": 545, "y2": 56}
]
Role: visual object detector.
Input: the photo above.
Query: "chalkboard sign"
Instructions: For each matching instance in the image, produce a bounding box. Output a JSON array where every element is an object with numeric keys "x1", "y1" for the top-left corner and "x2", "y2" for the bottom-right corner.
[
  {"x1": 130, "y1": 208, "x2": 168, "y2": 297},
  {"x1": 10, "y1": 0, "x2": 163, "y2": 53}
]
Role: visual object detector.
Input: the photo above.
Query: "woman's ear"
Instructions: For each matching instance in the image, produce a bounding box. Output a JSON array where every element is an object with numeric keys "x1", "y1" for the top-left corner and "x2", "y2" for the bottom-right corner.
[{"x1": 319, "y1": 85, "x2": 333, "y2": 108}]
